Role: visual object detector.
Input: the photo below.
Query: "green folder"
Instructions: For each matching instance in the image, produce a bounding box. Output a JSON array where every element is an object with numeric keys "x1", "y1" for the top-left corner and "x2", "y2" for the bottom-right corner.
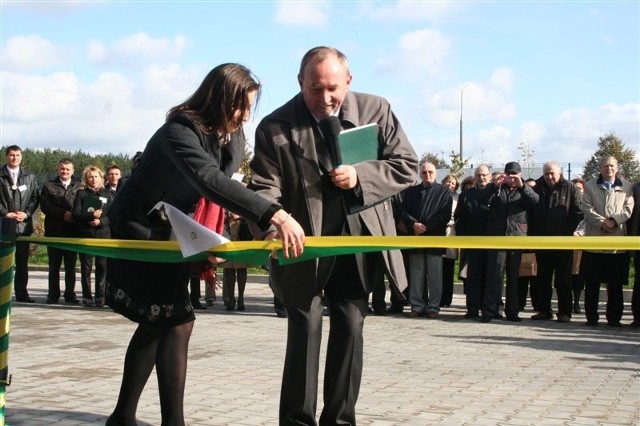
[
  {"x1": 339, "y1": 123, "x2": 379, "y2": 165},
  {"x1": 84, "y1": 195, "x2": 103, "y2": 212}
]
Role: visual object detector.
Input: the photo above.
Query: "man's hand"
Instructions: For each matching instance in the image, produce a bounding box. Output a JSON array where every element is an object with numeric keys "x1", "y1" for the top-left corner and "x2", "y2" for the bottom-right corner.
[
  {"x1": 64, "y1": 211, "x2": 73, "y2": 222},
  {"x1": 330, "y1": 165, "x2": 358, "y2": 190},
  {"x1": 601, "y1": 218, "x2": 617, "y2": 232},
  {"x1": 413, "y1": 222, "x2": 427, "y2": 235}
]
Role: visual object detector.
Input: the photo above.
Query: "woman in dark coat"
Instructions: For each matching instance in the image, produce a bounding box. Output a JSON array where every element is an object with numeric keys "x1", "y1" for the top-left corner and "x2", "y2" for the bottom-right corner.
[
  {"x1": 72, "y1": 165, "x2": 113, "y2": 307},
  {"x1": 105, "y1": 63, "x2": 305, "y2": 426}
]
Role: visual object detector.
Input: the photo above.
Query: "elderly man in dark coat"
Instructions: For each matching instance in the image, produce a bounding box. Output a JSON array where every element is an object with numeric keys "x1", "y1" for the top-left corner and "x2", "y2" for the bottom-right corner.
[{"x1": 397, "y1": 162, "x2": 453, "y2": 319}]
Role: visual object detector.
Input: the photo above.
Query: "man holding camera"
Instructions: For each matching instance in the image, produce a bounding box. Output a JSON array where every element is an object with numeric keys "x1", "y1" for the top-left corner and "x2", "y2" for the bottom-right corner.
[{"x1": 478, "y1": 161, "x2": 539, "y2": 323}]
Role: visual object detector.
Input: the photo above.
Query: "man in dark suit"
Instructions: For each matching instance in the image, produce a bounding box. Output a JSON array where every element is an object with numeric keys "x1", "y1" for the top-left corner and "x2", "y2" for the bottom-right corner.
[
  {"x1": 0, "y1": 145, "x2": 40, "y2": 302},
  {"x1": 249, "y1": 46, "x2": 418, "y2": 425},
  {"x1": 41, "y1": 158, "x2": 81, "y2": 304}
]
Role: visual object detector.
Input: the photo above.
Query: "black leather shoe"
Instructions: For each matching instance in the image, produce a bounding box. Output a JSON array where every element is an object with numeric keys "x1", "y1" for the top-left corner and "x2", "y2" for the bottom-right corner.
[
  {"x1": 464, "y1": 311, "x2": 479, "y2": 319},
  {"x1": 630, "y1": 320, "x2": 640, "y2": 328},
  {"x1": 506, "y1": 315, "x2": 522, "y2": 322},
  {"x1": 192, "y1": 300, "x2": 207, "y2": 310},
  {"x1": 64, "y1": 298, "x2": 80, "y2": 304},
  {"x1": 237, "y1": 301, "x2": 245, "y2": 311},
  {"x1": 480, "y1": 315, "x2": 492, "y2": 323},
  {"x1": 16, "y1": 297, "x2": 35, "y2": 303},
  {"x1": 585, "y1": 320, "x2": 598, "y2": 326},
  {"x1": 531, "y1": 312, "x2": 553, "y2": 320},
  {"x1": 45, "y1": 298, "x2": 58, "y2": 304},
  {"x1": 607, "y1": 321, "x2": 622, "y2": 328}
]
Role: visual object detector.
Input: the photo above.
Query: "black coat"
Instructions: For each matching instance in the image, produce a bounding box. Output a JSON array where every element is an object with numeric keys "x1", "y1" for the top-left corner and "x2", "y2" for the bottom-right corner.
[
  {"x1": 397, "y1": 182, "x2": 453, "y2": 255},
  {"x1": 40, "y1": 177, "x2": 81, "y2": 237},
  {"x1": 72, "y1": 187, "x2": 113, "y2": 239},
  {"x1": 528, "y1": 176, "x2": 583, "y2": 236},
  {"x1": 108, "y1": 113, "x2": 279, "y2": 241},
  {"x1": 0, "y1": 166, "x2": 40, "y2": 236},
  {"x1": 478, "y1": 182, "x2": 539, "y2": 236},
  {"x1": 454, "y1": 185, "x2": 490, "y2": 236}
]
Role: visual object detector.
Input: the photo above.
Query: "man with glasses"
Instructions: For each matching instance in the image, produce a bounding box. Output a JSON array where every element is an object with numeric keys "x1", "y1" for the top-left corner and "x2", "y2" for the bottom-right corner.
[{"x1": 454, "y1": 164, "x2": 492, "y2": 319}]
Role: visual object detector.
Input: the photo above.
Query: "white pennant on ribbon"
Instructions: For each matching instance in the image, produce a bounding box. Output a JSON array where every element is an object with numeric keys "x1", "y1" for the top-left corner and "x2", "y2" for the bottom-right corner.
[{"x1": 151, "y1": 201, "x2": 229, "y2": 258}]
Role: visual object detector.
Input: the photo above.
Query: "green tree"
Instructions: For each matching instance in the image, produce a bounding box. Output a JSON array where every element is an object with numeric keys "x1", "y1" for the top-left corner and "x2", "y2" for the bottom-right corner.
[
  {"x1": 419, "y1": 151, "x2": 449, "y2": 169},
  {"x1": 582, "y1": 132, "x2": 639, "y2": 182},
  {"x1": 448, "y1": 151, "x2": 471, "y2": 179}
]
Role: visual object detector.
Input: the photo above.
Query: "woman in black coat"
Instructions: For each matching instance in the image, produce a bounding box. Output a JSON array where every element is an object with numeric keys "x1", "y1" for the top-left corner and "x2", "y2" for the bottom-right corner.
[
  {"x1": 72, "y1": 165, "x2": 113, "y2": 307},
  {"x1": 105, "y1": 64, "x2": 305, "y2": 426}
]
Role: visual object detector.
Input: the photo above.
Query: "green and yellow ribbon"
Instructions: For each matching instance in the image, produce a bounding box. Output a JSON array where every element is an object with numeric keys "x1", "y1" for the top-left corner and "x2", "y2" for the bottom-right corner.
[{"x1": 20, "y1": 235, "x2": 640, "y2": 267}]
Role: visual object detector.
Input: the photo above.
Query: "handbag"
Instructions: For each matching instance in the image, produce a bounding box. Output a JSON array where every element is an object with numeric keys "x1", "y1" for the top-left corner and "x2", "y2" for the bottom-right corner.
[
  {"x1": 518, "y1": 252, "x2": 537, "y2": 277},
  {"x1": 191, "y1": 197, "x2": 225, "y2": 282}
]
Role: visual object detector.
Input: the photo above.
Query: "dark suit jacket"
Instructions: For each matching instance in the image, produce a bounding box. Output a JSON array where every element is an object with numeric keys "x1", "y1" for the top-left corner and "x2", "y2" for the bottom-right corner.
[
  {"x1": 108, "y1": 112, "x2": 279, "y2": 241},
  {"x1": 250, "y1": 91, "x2": 418, "y2": 309},
  {"x1": 40, "y1": 177, "x2": 81, "y2": 237},
  {"x1": 0, "y1": 166, "x2": 40, "y2": 236}
]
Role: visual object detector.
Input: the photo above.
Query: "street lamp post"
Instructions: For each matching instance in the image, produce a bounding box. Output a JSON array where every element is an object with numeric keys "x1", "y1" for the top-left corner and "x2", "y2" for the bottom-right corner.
[{"x1": 459, "y1": 84, "x2": 469, "y2": 160}]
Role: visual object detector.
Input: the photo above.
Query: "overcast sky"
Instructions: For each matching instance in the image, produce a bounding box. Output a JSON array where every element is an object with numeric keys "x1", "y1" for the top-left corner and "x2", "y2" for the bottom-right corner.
[{"x1": 1, "y1": 0, "x2": 638, "y2": 175}]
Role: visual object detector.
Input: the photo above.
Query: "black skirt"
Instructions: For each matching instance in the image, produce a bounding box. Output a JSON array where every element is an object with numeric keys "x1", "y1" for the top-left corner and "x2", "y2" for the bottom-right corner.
[{"x1": 106, "y1": 258, "x2": 195, "y2": 327}]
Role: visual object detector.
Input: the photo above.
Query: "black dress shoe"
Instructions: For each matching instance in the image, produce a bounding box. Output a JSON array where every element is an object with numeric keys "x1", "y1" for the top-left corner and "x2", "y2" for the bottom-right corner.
[
  {"x1": 16, "y1": 297, "x2": 35, "y2": 303},
  {"x1": 531, "y1": 312, "x2": 553, "y2": 320},
  {"x1": 480, "y1": 315, "x2": 492, "y2": 323},
  {"x1": 237, "y1": 301, "x2": 245, "y2": 311},
  {"x1": 65, "y1": 298, "x2": 80, "y2": 304},
  {"x1": 192, "y1": 300, "x2": 207, "y2": 310},
  {"x1": 573, "y1": 301, "x2": 581, "y2": 314},
  {"x1": 630, "y1": 320, "x2": 640, "y2": 328},
  {"x1": 373, "y1": 306, "x2": 387, "y2": 316},
  {"x1": 464, "y1": 311, "x2": 479, "y2": 319},
  {"x1": 45, "y1": 298, "x2": 58, "y2": 304},
  {"x1": 275, "y1": 310, "x2": 287, "y2": 318},
  {"x1": 585, "y1": 320, "x2": 598, "y2": 326},
  {"x1": 506, "y1": 315, "x2": 522, "y2": 322},
  {"x1": 607, "y1": 321, "x2": 622, "y2": 328}
]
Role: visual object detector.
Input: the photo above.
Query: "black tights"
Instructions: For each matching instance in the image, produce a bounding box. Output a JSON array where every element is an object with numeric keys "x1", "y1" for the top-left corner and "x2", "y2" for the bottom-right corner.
[{"x1": 108, "y1": 321, "x2": 194, "y2": 426}]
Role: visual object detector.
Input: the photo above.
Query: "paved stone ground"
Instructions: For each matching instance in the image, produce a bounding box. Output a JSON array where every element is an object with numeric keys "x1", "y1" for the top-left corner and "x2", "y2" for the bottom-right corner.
[{"x1": 3, "y1": 271, "x2": 639, "y2": 425}]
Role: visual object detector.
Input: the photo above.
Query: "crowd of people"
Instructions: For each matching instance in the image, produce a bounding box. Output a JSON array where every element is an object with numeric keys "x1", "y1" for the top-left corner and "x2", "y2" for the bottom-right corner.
[
  {"x1": 374, "y1": 156, "x2": 638, "y2": 330},
  {"x1": 2, "y1": 45, "x2": 638, "y2": 426}
]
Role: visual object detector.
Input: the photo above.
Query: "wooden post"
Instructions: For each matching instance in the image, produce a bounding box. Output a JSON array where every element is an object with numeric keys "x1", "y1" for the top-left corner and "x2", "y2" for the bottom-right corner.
[{"x1": 0, "y1": 218, "x2": 16, "y2": 426}]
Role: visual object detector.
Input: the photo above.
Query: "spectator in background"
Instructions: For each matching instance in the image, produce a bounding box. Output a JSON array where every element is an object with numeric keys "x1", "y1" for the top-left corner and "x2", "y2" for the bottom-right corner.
[
  {"x1": 41, "y1": 158, "x2": 81, "y2": 304},
  {"x1": 581, "y1": 156, "x2": 633, "y2": 327},
  {"x1": 570, "y1": 177, "x2": 586, "y2": 313},
  {"x1": 441, "y1": 174, "x2": 460, "y2": 308},
  {"x1": 0, "y1": 145, "x2": 40, "y2": 303},
  {"x1": 222, "y1": 211, "x2": 252, "y2": 311},
  {"x1": 398, "y1": 162, "x2": 452, "y2": 319},
  {"x1": 518, "y1": 178, "x2": 538, "y2": 311},
  {"x1": 105, "y1": 164, "x2": 122, "y2": 195},
  {"x1": 629, "y1": 181, "x2": 640, "y2": 328},
  {"x1": 455, "y1": 175, "x2": 476, "y2": 295},
  {"x1": 454, "y1": 165, "x2": 491, "y2": 319},
  {"x1": 478, "y1": 161, "x2": 539, "y2": 323},
  {"x1": 73, "y1": 166, "x2": 114, "y2": 307},
  {"x1": 528, "y1": 161, "x2": 583, "y2": 323}
]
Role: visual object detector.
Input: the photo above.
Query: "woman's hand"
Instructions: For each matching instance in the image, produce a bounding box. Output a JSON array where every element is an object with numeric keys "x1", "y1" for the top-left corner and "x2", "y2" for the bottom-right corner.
[{"x1": 270, "y1": 209, "x2": 306, "y2": 259}]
